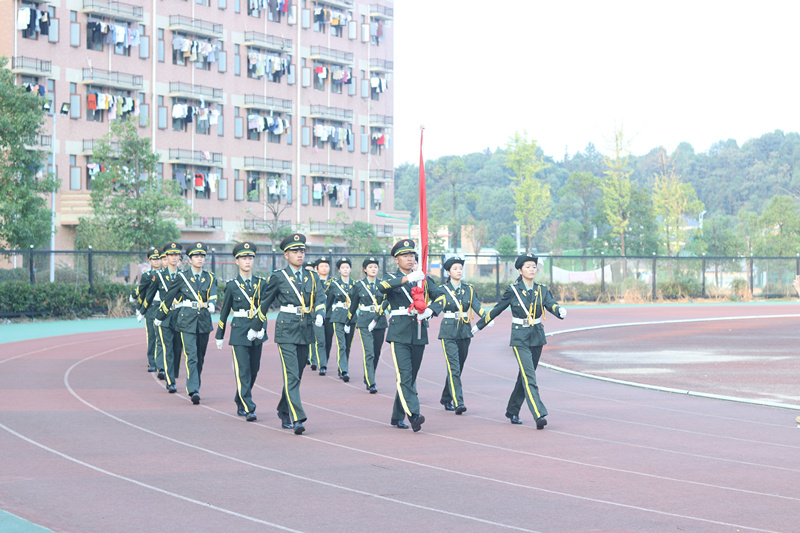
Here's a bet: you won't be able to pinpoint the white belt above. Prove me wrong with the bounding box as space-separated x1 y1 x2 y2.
280 305 306 315
442 311 468 319
177 300 202 309
359 304 377 312
389 307 413 317
153 292 161 302
332 302 347 309
232 310 255 318
511 317 541 326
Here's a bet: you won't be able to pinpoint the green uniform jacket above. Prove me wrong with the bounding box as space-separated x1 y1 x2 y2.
156 269 218 334
134 270 159 318
141 268 181 327
325 277 356 324
477 280 563 347
250 267 327 345
435 281 488 340
347 278 389 329
215 275 268 346
378 271 444 345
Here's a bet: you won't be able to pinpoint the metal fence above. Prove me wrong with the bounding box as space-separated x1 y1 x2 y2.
2 250 799 302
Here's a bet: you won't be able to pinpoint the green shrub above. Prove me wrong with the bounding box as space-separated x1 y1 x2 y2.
0 281 133 317
0 268 27 282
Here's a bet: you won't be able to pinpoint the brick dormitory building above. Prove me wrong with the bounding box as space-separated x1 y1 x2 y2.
2 0 402 254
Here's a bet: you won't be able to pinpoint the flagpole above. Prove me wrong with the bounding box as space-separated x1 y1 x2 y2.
417 126 426 339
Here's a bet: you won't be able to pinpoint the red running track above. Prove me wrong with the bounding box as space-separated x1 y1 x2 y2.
1 303 799 532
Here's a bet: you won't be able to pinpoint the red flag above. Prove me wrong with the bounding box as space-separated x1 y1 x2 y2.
419 127 428 273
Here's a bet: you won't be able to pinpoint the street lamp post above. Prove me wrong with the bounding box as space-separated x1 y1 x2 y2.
375 211 412 238
48 102 71 283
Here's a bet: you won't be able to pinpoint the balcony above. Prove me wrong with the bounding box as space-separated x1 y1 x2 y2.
369 115 393 128
169 82 223 103
243 219 293 233
183 215 222 231
81 0 143 22
369 169 393 182
24 135 52 151
369 4 393 19
82 139 121 155
309 105 353 122
243 157 293 173
309 46 353 66
168 15 223 40
244 94 293 114
243 31 292 53
313 0 353 9
11 56 52 76
59 191 92 226
82 68 143 90
305 221 392 236
369 58 393 73
168 149 223 167
309 163 353 179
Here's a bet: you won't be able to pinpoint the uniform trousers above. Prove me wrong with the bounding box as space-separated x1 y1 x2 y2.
440 338 471 408
357 326 386 387
323 321 334 366
144 317 158 368
308 323 327 369
179 329 209 395
505 345 547 419
232 344 263 413
332 323 355 374
157 324 183 386
277 343 309 423
390 342 425 421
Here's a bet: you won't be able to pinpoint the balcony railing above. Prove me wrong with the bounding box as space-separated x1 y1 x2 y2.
82 0 143 21
82 139 120 154
309 163 353 178
309 46 353 65
369 4 393 19
369 169 393 181
244 94 293 113
309 105 353 122
243 219 292 232
243 31 292 52
11 56 52 75
169 81 223 102
243 157 293 173
313 0 353 9
39 135 52 148
169 149 223 165
168 15 223 39
369 114 393 127
186 215 222 229
369 58 393 72
305 222 391 236
82 68 143 89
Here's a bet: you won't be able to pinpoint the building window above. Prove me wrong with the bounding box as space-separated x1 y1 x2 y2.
69 155 81 190
86 22 104 51
247 171 260 201
172 33 187 66
172 98 188 131
313 64 326 91
234 44 240 76
157 29 165 62
218 177 228 200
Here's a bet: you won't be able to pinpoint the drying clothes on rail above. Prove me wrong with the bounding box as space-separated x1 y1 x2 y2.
371 77 389 93
172 36 220 64
313 125 352 147
23 83 46 97
247 52 290 81
87 92 140 118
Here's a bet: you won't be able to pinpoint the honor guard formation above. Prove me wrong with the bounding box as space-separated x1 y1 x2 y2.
131 236 567 435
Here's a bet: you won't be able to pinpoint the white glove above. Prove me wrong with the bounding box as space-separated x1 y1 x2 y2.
344 325 351 334
208 303 215 313
558 307 567 319
215 339 224 350
315 315 324 328
487 320 495 328
407 270 425 283
256 329 265 339
418 308 433 320
128 295 135 303
471 325 479 335
368 320 376 332
247 329 258 341
153 319 162 327
136 310 143 323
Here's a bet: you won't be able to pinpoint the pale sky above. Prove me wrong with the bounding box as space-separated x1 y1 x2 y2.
393 1 800 165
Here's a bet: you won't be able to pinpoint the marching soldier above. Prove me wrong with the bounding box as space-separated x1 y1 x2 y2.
474 253 567 429
378 239 445 432
312 256 333 375
155 242 217 404
131 247 161 372
435 256 492 415
215 242 266 421
141 243 184 391
248 233 326 435
326 257 356 382
348 256 388 393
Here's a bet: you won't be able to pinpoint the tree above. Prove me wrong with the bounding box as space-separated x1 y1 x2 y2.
504 132 550 252
601 127 633 263
340 221 387 254
754 195 800 256
0 56 59 249
695 214 741 288
81 117 189 251
652 152 705 256
430 157 467 251
560 170 601 262
244 175 295 249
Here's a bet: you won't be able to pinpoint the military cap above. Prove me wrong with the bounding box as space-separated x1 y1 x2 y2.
187 242 208 257
315 256 331 267
303 260 316 270
163 242 182 255
362 256 379 269
233 241 256 258
391 239 416 257
280 233 306 251
147 247 160 260
515 253 538 270
336 257 352 269
443 256 465 272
